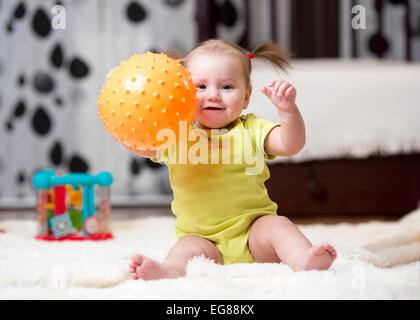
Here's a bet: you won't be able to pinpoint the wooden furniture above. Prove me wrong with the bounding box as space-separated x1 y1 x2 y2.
266 154 420 218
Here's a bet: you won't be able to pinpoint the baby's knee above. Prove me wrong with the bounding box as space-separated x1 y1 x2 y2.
253 215 296 236
273 215 294 226
180 235 222 264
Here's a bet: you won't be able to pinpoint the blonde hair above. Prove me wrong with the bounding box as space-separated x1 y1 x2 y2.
170 39 291 87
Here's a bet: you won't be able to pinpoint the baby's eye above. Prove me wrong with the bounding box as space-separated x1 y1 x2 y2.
196 84 206 89
222 84 233 90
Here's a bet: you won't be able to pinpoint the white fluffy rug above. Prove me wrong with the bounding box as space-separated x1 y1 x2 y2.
1 209 420 300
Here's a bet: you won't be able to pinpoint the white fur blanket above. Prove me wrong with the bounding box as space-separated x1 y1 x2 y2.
249 59 420 163
1 209 420 299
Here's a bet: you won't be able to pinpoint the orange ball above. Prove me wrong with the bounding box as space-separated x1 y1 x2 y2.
97 52 197 151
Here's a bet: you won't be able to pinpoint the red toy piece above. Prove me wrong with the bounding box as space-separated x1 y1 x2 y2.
54 185 66 216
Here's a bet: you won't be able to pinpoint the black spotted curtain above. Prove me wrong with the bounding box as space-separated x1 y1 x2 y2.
0 0 198 207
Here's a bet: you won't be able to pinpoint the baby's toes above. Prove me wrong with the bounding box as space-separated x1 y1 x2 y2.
128 263 138 279
131 254 144 265
128 262 136 272
323 244 337 258
329 247 337 259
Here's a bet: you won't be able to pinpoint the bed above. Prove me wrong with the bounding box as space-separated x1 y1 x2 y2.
247 59 420 218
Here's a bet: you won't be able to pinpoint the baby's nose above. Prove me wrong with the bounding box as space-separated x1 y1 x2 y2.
207 89 221 101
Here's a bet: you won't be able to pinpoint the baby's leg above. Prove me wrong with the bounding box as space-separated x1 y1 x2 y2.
248 215 336 271
129 235 222 280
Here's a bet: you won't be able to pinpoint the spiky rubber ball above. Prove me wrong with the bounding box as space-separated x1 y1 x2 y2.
97 52 197 151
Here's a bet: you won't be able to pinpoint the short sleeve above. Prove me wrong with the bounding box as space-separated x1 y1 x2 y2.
241 113 280 160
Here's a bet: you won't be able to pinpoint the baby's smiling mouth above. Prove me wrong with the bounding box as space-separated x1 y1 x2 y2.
204 106 225 110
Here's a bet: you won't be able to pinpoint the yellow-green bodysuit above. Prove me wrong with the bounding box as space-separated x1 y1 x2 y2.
154 113 279 264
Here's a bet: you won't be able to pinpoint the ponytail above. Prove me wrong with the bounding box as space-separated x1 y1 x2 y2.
250 42 292 72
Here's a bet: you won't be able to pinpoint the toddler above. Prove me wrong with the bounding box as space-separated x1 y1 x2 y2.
126 39 336 280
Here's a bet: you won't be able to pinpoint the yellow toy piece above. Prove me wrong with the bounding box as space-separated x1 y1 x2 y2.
97 52 198 151
67 185 82 207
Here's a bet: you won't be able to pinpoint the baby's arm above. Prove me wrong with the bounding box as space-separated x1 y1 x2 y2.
260 80 306 157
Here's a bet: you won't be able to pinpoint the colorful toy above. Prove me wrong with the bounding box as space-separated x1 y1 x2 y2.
97 52 198 151
32 170 113 241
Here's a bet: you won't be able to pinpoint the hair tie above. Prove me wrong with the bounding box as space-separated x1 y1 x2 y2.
247 52 254 60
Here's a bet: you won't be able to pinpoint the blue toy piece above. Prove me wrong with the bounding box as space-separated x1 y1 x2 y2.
50 213 73 238
33 171 113 237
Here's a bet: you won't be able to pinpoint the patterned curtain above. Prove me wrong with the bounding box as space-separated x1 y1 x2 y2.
0 0 196 207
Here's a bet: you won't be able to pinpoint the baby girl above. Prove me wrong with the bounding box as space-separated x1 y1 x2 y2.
125 39 336 280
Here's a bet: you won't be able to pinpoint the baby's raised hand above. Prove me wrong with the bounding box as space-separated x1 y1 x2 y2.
260 80 297 113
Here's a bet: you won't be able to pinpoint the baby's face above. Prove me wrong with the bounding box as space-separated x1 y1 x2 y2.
188 53 251 129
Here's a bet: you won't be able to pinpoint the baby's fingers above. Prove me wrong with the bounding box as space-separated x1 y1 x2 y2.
285 86 296 99
278 82 291 97
273 81 285 95
267 80 277 88
259 86 273 100
122 142 144 152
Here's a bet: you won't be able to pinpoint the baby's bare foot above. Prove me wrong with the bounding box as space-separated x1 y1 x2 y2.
128 254 180 280
297 244 337 271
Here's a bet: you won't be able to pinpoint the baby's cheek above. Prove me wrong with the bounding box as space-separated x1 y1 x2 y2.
228 95 245 109
195 94 206 106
